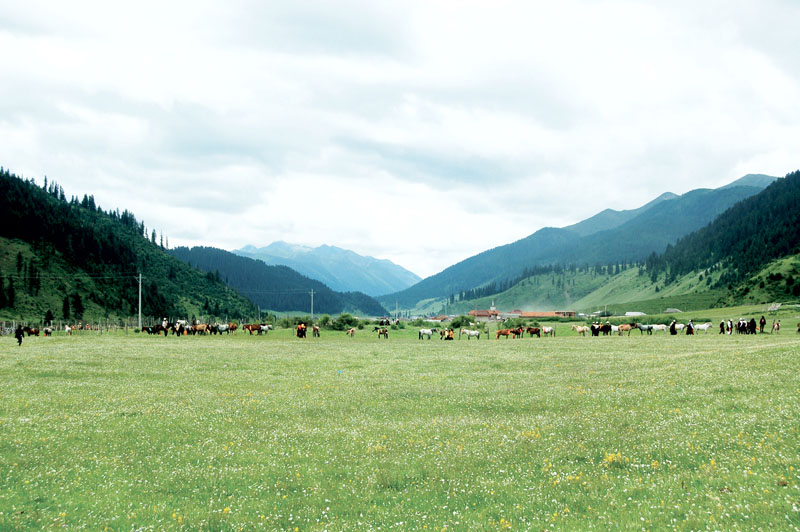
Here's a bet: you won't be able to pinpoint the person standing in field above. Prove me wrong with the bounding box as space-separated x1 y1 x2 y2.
759 315 766 333
15 325 24 346
719 320 725 334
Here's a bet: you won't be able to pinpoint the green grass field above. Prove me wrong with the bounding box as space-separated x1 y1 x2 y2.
2 327 800 530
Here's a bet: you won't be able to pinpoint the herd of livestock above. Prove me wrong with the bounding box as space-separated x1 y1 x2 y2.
9 317 794 339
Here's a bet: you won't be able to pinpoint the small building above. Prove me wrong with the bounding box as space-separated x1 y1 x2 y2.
519 311 577 319
625 311 647 317
469 309 500 322
427 315 449 323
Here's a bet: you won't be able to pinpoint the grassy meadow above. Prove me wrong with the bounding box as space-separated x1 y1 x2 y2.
2 325 800 530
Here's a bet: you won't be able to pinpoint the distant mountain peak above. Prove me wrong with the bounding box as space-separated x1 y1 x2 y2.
718 174 780 190
234 241 421 296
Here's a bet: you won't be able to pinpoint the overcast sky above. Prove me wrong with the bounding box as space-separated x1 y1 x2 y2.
2 1 799 278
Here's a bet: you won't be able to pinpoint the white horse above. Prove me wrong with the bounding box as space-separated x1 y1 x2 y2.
459 328 481 340
694 322 712 333
611 325 619 334
542 326 555 336
419 328 437 340
260 325 271 334
652 324 667 333
674 323 685 331
571 325 589 336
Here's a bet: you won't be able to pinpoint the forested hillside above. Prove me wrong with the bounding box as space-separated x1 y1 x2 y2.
0 168 255 321
648 170 800 293
382 180 768 309
169 246 389 316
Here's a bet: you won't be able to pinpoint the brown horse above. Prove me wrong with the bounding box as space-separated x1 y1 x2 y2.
23 326 40 336
227 322 238 333
618 324 633 336
312 325 320 337
526 326 541 338
345 327 356 338
242 323 262 335
377 328 388 339
496 329 512 339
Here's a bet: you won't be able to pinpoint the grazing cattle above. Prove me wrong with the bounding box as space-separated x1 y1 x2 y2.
345 327 356 338
377 328 388 339
312 325 320 337
526 327 541 338
634 323 654 335
460 328 481 340
571 325 589 336
418 328 437 340
542 326 555 337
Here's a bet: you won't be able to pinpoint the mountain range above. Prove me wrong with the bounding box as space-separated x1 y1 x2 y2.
234 242 420 296
170 246 389 316
380 174 781 310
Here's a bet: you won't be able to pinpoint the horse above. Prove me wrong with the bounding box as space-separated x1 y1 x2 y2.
23 327 40 337
542 326 555 337
345 327 356 338
571 325 589 336
674 323 685 332
419 328 437 340
226 322 238 334
242 323 262 335
634 323 653 335
460 329 481 340
496 329 512 339
43 327 53 336
525 327 541 338
618 324 633 336
312 325 320 337
377 328 388 339
651 324 667 333
694 322 712 333
599 323 612 335
590 323 600 336
772 321 780 334
192 323 210 335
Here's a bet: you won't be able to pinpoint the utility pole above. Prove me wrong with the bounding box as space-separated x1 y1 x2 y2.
137 273 142 330
310 289 314 322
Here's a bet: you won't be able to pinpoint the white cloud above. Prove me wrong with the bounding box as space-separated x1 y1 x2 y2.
1 0 799 278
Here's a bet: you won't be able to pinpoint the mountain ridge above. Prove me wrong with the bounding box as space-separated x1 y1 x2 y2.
235 242 421 297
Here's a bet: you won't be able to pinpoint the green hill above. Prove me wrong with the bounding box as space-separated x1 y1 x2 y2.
0 168 256 323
